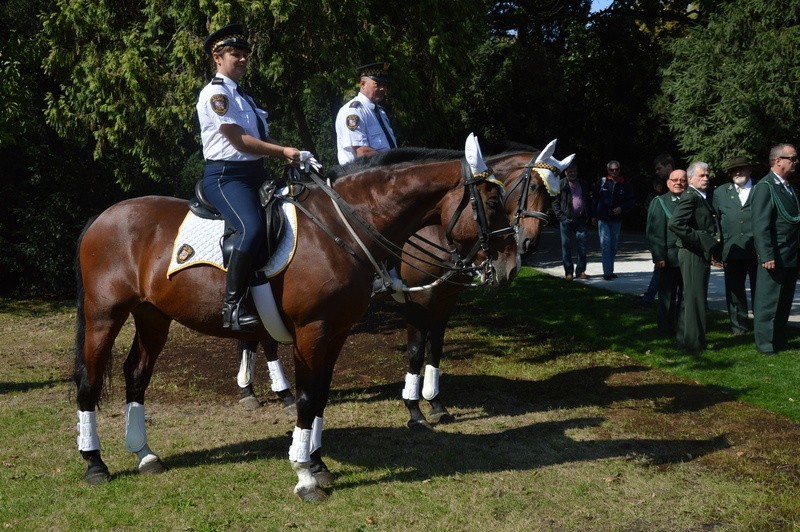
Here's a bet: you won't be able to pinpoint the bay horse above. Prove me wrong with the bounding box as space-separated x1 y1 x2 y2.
73 139 518 501
233 141 573 431
398 141 574 429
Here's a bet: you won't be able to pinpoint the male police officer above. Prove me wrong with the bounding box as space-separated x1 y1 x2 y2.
335 62 397 165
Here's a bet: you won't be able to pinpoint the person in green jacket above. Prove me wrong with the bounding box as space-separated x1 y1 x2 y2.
646 169 687 336
668 162 721 354
751 144 799 356
712 156 757 336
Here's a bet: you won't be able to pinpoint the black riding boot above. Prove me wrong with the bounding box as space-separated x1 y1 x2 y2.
222 249 261 331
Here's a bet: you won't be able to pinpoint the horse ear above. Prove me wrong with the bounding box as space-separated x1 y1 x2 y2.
465 133 488 174
535 139 557 163
560 153 576 169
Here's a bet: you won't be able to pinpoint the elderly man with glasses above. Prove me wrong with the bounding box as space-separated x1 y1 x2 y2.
593 160 634 280
751 144 800 356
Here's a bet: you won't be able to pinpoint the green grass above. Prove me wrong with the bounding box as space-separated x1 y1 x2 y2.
1 284 800 529
463 267 800 421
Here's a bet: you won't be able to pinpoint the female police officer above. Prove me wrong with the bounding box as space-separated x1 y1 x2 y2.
197 23 301 331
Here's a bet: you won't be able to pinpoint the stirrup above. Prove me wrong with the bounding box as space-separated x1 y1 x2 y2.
222 302 260 331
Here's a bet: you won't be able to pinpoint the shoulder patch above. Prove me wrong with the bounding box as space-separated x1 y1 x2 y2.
210 94 229 116
349 100 362 108
211 77 224 85
346 114 360 131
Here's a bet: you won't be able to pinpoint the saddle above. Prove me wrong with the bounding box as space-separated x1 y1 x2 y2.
189 179 286 269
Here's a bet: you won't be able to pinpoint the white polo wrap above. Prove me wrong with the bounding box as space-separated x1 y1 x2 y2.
288 426 311 462
76 410 101 451
422 364 441 400
267 359 291 392
124 402 147 453
237 346 257 388
311 416 323 454
402 373 421 400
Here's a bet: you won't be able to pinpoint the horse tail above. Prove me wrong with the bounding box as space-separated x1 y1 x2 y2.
73 216 106 403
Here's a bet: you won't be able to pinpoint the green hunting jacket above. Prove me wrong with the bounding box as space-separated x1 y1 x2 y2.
668 186 721 262
751 171 800 268
712 181 756 262
646 192 681 266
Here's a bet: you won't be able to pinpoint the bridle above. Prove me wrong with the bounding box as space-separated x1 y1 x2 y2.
442 159 514 281
508 155 551 225
283 158 512 288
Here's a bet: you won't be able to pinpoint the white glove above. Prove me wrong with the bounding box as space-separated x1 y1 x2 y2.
298 151 323 173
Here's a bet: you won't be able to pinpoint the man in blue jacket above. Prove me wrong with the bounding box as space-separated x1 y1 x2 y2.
593 160 635 280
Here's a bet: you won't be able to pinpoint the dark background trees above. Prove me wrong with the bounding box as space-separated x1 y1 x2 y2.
1 0 797 297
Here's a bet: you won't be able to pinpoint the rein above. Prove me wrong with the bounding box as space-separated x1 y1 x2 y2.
291 159 507 290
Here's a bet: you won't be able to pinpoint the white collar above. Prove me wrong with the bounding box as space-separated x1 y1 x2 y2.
356 91 376 110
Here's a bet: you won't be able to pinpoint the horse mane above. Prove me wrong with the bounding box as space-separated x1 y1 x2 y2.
327 147 465 180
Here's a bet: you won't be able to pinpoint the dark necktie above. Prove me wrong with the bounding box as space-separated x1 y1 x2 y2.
236 86 267 141
373 105 397 149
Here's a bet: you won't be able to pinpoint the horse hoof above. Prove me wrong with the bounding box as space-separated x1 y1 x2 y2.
281 403 297 417
138 458 167 475
295 485 328 502
84 465 111 485
239 395 261 410
429 412 454 424
407 419 433 432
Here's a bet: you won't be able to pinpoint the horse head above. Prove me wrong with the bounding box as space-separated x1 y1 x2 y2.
512 139 575 257
441 133 518 287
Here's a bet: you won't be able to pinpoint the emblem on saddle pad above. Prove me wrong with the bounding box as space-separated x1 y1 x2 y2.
176 244 195 264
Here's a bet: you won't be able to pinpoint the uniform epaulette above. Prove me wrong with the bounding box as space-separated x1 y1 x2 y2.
349 100 361 108
211 77 224 85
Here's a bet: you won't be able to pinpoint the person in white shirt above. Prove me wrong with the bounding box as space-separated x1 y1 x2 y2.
197 23 301 331
712 155 757 336
335 62 397 165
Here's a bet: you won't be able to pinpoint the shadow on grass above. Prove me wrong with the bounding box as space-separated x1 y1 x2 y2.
0 379 70 395
330 363 740 418
146 417 729 488
0 299 74 317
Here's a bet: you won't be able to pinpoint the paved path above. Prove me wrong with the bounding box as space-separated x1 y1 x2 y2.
526 226 800 325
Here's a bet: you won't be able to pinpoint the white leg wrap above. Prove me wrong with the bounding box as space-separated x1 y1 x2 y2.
422 364 441 400
310 416 323 454
237 346 257 388
124 402 147 453
288 426 312 463
402 373 421 400
267 359 291 393
76 410 101 452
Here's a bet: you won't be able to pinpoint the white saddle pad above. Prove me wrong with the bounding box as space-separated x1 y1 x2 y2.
167 198 298 279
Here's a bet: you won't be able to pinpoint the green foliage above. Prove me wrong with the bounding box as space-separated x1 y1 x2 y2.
662 0 800 168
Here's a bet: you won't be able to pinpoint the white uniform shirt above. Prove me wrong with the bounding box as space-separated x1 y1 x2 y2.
335 91 396 165
196 73 269 161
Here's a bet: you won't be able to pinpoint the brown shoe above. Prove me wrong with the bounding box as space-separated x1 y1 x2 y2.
565 273 574 281
576 272 590 280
